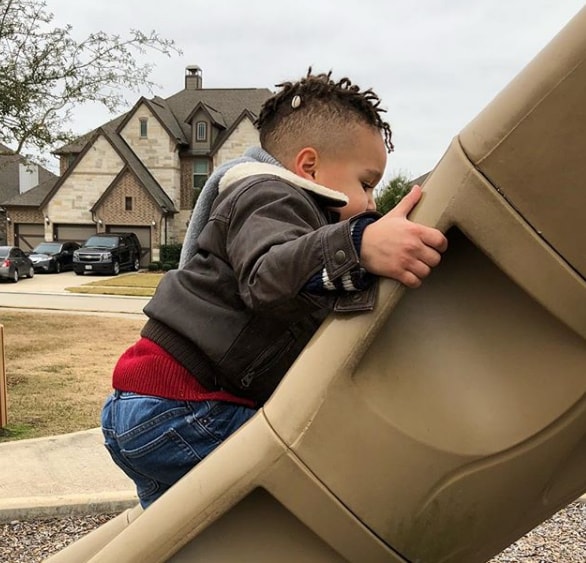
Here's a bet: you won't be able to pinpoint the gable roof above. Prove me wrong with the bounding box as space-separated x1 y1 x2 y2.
209 109 258 157
104 128 176 212
0 143 58 205
30 128 177 213
115 96 188 145
185 101 227 129
167 87 270 149
90 164 163 213
55 86 272 155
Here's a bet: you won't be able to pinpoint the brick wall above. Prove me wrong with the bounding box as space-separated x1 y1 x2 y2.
98 169 159 225
3 207 43 244
97 169 159 255
0 212 6 245
180 158 195 210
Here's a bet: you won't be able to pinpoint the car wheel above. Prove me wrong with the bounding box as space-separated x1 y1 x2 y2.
55 261 62 274
11 269 18 283
27 266 34 278
132 256 140 271
112 260 120 275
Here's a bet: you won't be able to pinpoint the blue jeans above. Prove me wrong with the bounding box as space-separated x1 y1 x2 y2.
101 391 257 508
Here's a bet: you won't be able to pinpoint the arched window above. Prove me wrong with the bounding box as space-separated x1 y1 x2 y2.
196 121 208 142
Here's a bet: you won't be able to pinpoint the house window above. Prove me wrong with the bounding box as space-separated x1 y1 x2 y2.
196 121 208 142
139 118 148 138
125 196 133 211
193 158 209 191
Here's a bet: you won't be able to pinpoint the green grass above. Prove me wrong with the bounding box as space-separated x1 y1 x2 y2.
0 422 36 441
66 272 164 297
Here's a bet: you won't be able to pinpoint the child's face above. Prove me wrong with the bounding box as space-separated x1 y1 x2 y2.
313 124 387 221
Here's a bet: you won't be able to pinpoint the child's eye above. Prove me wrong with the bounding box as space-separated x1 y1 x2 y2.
361 182 374 192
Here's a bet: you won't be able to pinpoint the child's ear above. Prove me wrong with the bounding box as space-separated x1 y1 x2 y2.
294 147 318 180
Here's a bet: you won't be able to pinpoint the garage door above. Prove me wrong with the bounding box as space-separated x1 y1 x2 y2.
107 226 151 266
54 224 97 245
14 223 44 252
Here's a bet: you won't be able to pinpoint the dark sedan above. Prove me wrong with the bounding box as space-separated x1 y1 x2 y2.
0 246 35 282
28 241 80 273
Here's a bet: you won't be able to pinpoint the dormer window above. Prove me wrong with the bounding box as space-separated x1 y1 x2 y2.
139 118 148 138
196 121 208 142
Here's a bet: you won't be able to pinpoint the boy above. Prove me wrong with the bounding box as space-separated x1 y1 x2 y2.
101 70 447 508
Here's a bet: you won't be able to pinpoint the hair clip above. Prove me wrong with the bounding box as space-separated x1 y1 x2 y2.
291 95 302 109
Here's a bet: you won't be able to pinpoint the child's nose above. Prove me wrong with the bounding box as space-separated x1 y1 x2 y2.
366 193 376 211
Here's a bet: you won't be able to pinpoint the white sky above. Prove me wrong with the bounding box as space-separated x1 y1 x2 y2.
45 0 585 182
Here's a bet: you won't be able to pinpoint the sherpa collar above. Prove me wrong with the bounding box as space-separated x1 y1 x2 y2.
218 162 349 208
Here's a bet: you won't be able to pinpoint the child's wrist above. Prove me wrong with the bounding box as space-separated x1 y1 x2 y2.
350 216 378 256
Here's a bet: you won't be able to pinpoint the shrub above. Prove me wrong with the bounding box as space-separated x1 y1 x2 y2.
148 261 162 271
160 244 182 269
162 262 175 272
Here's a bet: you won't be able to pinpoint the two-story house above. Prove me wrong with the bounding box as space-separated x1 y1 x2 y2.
2 66 272 264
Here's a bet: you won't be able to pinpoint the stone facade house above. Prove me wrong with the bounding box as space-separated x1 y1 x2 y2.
2 66 272 264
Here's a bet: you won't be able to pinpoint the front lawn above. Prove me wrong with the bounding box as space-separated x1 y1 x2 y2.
66 272 164 297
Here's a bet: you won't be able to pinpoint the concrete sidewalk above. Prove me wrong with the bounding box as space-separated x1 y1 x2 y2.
0 428 583 525
0 428 138 523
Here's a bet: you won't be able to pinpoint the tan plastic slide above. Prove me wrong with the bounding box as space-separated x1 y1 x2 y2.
47 7 586 563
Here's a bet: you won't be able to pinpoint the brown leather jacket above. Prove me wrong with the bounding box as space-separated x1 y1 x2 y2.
142 163 378 404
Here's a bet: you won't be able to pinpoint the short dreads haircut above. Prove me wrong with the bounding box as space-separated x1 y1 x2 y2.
256 68 394 165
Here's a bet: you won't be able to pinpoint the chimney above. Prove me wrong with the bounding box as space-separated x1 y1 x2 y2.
185 65 203 90
19 162 39 194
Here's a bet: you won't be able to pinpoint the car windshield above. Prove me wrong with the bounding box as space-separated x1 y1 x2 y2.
33 242 61 254
84 236 118 248
0 247 9 258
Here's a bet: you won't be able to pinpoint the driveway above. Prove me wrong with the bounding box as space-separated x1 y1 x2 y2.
0 270 114 294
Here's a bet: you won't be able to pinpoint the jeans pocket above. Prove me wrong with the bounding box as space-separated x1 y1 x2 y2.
117 408 220 489
102 394 256 508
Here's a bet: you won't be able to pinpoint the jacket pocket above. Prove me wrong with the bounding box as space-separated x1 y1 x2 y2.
237 324 313 404
240 329 298 386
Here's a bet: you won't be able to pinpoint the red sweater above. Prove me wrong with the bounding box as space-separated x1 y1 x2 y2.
112 337 255 408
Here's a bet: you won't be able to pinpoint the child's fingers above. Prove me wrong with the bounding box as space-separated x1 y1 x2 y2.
421 227 448 252
390 185 422 217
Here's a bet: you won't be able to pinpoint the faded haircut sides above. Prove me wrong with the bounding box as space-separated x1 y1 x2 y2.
255 68 394 166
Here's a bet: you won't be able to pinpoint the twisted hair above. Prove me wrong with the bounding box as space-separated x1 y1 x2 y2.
256 68 394 165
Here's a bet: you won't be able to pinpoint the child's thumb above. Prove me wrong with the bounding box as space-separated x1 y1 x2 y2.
391 185 422 217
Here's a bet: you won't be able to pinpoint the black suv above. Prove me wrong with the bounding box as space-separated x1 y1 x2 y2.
73 232 141 276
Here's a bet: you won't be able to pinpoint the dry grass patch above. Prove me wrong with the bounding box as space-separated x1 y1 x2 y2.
66 272 163 297
0 311 144 442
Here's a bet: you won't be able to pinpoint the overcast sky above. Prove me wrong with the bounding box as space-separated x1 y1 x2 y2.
45 0 585 181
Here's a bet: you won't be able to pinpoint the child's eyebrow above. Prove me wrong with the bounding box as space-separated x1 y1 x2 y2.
364 169 383 182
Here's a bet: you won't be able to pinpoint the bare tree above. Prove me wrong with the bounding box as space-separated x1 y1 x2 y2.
0 0 180 156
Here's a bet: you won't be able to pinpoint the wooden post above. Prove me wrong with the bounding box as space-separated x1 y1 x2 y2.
0 324 7 428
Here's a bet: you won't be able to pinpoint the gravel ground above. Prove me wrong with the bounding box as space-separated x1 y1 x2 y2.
0 501 583 562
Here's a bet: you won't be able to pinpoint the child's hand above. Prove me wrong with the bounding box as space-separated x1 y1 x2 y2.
360 185 448 288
